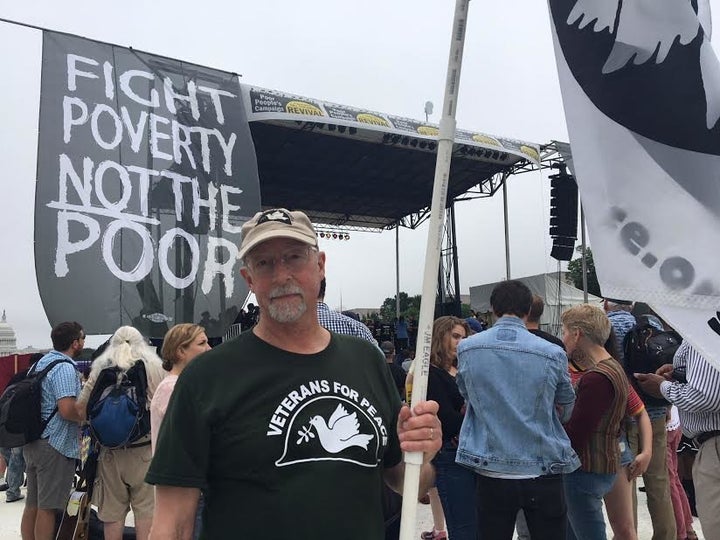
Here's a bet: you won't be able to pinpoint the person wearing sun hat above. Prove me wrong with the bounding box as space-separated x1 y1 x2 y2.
147 208 443 540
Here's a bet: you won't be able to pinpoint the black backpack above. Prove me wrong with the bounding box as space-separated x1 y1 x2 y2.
0 358 73 448
622 316 681 407
86 361 150 448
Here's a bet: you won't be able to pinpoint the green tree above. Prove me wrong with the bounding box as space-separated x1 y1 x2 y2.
566 248 601 297
379 292 422 322
379 293 473 321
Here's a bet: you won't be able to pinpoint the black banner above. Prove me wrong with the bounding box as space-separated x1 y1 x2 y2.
35 32 261 337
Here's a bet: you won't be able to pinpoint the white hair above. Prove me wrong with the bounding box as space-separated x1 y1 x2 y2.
87 326 166 398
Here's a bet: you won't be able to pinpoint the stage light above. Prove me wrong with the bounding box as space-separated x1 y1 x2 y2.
332 233 338 239
344 234 350 240
349 127 357 135
338 125 347 133
383 134 391 143
401 137 409 145
492 151 500 160
419 141 428 149
500 152 508 160
328 124 336 131
410 139 418 147
391 135 401 144
460 146 468 155
428 142 437 151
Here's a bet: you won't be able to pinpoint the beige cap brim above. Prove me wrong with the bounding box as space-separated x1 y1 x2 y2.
237 230 317 260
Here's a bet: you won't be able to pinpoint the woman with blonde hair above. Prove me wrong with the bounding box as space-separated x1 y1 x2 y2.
561 304 629 540
421 315 476 540
151 323 211 452
151 323 210 540
599 328 653 540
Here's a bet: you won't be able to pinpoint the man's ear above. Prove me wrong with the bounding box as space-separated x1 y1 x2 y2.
240 267 254 292
317 251 326 277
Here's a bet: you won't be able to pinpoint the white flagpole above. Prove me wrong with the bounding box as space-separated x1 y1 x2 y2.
398 1 470 539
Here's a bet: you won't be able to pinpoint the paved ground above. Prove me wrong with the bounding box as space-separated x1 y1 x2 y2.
410 479 706 539
0 479 706 539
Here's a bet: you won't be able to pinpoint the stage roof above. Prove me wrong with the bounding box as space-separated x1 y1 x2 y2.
243 85 541 230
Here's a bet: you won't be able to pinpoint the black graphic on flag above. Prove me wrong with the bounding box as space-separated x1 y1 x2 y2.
35 32 261 336
707 312 720 335
549 0 720 218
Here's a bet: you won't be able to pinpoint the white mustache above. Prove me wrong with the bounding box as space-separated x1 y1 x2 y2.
269 284 303 299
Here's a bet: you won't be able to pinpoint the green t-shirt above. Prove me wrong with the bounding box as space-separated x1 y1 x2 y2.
147 331 403 539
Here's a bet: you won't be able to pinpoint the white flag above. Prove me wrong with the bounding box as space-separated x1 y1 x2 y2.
548 0 720 370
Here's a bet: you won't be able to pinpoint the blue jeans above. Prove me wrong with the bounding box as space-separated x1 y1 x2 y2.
0 446 26 500
619 431 634 467
435 445 478 540
564 469 616 540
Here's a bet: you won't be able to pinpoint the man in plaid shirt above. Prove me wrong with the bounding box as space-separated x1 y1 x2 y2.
316 278 377 345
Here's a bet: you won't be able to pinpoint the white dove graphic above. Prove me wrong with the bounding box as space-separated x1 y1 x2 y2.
308 403 374 454
264 209 289 221
567 0 720 129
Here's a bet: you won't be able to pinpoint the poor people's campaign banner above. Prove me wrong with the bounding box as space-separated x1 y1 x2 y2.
548 0 720 368
35 31 261 337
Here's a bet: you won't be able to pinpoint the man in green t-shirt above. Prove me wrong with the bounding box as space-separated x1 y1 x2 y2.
146 208 441 540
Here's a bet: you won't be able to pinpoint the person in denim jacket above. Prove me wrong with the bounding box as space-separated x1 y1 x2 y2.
456 280 579 540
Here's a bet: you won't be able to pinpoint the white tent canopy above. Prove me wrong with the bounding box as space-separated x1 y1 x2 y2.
469 272 603 336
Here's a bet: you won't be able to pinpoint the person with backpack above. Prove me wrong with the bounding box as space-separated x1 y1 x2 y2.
604 299 676 540
0 352 39 504
76 326 165 540
19 322 85 540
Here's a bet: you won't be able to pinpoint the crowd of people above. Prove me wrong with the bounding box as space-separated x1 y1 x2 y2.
1 207 718 540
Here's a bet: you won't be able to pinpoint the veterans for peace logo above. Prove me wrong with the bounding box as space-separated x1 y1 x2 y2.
266 380 389 468
549 0 720 156
257 209 292 225
304 404 374 452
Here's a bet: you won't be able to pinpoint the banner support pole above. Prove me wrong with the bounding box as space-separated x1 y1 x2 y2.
398 2 470 539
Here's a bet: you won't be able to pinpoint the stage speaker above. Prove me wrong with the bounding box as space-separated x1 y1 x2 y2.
435 300 461 318
549 167 578 261
551 237 576 261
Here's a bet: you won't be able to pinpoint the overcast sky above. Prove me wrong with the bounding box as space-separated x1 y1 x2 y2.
1 1 717 348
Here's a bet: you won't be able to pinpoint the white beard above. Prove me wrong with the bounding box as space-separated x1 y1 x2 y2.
266 284 307 323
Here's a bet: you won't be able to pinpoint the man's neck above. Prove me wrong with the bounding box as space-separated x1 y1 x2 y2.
253 318 331 354
525 322 540 330
57 348 76 359
497 314 524 323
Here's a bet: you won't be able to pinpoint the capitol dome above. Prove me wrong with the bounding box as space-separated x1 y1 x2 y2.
0 310 17 354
